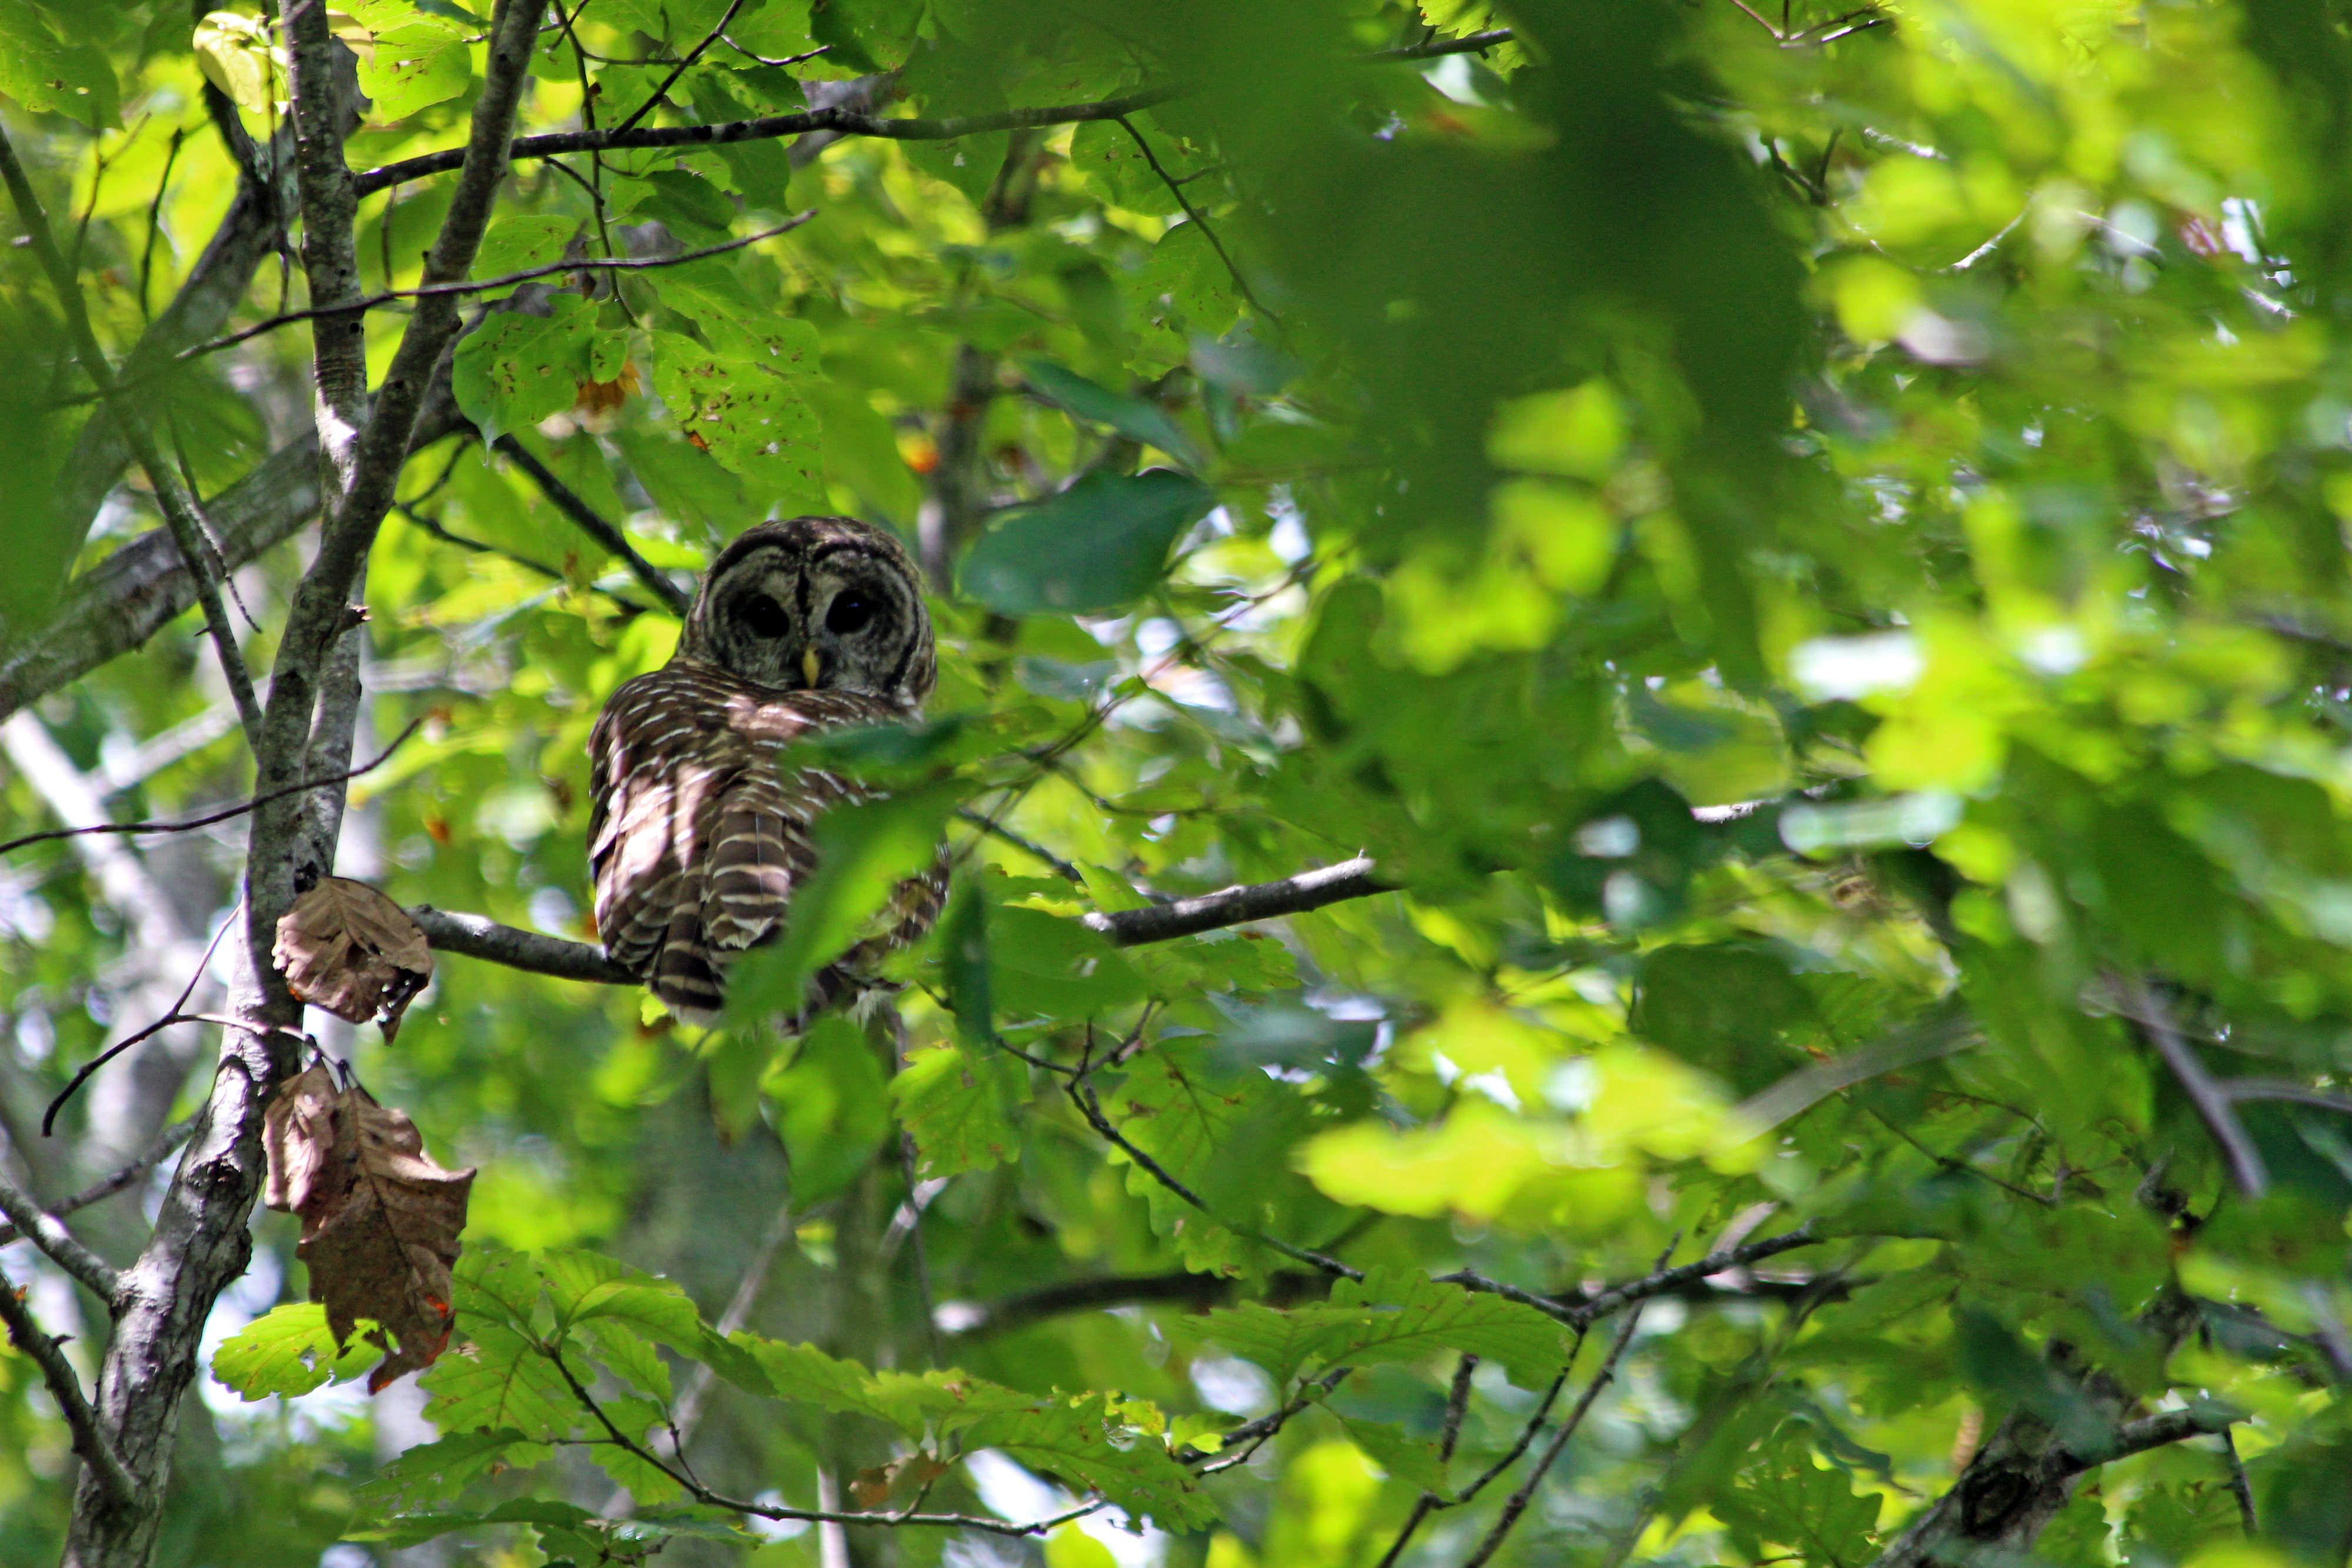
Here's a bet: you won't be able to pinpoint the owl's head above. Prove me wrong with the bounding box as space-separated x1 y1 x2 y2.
679 516 936 711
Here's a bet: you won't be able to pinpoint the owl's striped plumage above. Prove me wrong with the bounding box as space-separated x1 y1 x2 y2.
587 516 942 1021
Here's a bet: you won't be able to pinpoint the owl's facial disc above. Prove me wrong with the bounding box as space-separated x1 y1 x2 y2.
709 557 811 690
803 549 920 700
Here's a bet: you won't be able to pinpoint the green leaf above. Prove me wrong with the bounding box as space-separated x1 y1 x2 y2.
422 1318 577 1440
988 905 1147 1019
454 297 595 446
1336 1413 1453 1499
958 470 1217 615
941 879 993 1048
1204 1268 1574 1389
735 1335 1038 1437
963 1393 1216 1530
1713 1429 1883 1568
721 784 957 1023
0 1 115 126
1023 362 1205 471
355 1429 550 1513
211 1303 377 1400
649 328 827 515
894 1040 1030 1176
472 215 580 289
353 2 472 121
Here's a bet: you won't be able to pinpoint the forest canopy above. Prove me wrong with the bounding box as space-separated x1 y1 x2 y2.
2 1 2351 1566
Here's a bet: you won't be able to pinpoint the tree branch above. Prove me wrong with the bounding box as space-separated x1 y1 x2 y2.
0 126 267 751
2126 977 2268 1198
1077 856 1388 943
492 436 693 614
181 212 816 362
1461 1303 1644 1567
0 1263 138 1512
0 1169 121 1300
407 855 1394 983
352 89 1185 197
0 1121 194 1250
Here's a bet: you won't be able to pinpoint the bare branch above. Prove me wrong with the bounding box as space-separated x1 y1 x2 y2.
1565 1223 1825 1325
492 436 693 615
0 1169 121 1300
181 212 816 362
2126 977 2268 1198
1078 855 1388 944
0 719 423 859
0 1263 138 1512
1365 28 1516 60
0 1122 194 1249
609 0 749 135
353 89 1185 197
1461 1303 1645 1567
407 855 1393 984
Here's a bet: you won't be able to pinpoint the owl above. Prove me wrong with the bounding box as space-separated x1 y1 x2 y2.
587 515 943 1024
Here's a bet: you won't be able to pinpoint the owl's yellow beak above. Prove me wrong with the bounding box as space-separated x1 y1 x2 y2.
801 646 823 687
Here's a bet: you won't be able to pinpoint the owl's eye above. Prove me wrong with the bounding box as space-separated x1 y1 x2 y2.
826 590 877 635
740 595 791 638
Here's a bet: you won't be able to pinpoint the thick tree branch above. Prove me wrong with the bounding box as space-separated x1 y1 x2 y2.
407 856 1394 983
0 1265 138 1513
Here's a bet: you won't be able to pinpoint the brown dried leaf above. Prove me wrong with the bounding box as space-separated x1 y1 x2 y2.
263 1064 476 1391
273 877 435 1040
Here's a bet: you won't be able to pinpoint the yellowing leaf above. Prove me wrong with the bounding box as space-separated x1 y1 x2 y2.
193 11 280 112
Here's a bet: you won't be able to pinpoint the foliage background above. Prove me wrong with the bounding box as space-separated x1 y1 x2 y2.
2 0 2351 1564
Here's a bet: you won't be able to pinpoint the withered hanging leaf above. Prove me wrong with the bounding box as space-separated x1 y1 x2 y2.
274 876 435 1039
263 1064 476 1392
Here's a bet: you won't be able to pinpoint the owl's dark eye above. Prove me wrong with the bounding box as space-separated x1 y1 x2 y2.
740 595 791 639
826 590 877 636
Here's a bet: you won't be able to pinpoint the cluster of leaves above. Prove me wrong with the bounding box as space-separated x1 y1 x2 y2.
3 0 2352 1564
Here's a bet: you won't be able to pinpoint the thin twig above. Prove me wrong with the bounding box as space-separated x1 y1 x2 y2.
954 808 1084 884
1365 28 1515 60
353 89 1187 196
721 37 829 68
610 0 749 135
0 1120 195 1248
1375 1353 1481 1567
136 126 188 322
0 717 423 858
1063 1065 1364 1281
0 1263 138 1510
394 503 655 615
42 905 242 1135
1114 116 1272 324
2221 1427 2257 1535
2127 976 2268 1198
179 211 816 359
0 125 268 752
491 435 691 614
1460 1285 1648 1566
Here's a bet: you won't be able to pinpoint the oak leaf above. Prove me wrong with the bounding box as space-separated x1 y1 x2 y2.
274 876 435 1040
264 1064 476 1392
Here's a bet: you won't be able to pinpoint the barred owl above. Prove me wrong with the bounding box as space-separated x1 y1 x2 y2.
588 516 943 1023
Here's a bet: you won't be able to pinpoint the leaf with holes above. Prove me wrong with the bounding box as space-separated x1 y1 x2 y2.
454 297 597 447
893 1041 1031 1176
211 1302 380 1400
650 329 826 515
273 876 435 1039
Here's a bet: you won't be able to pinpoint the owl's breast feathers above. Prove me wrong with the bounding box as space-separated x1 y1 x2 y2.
586 659 946 1021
